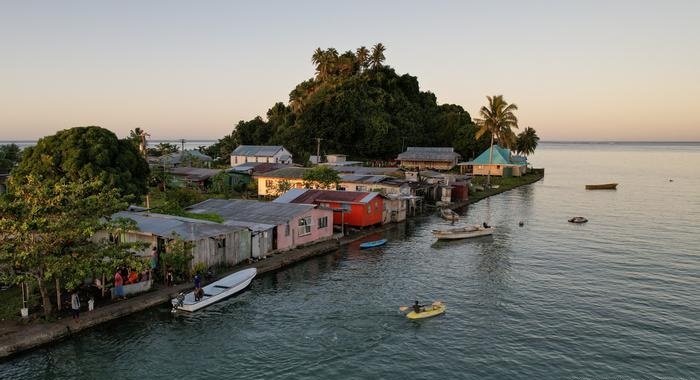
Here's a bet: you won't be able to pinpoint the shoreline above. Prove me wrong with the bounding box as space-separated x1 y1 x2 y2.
0 173 542 361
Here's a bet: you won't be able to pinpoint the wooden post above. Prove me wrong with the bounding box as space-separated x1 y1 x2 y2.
55 278 62 311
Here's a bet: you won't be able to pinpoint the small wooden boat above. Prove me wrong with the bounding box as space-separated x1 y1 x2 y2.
171 268 257 312
439 208 459 221
568 216 588 224
432 225 494 240
359 239 387 249
405 302 446 320
585 183 618 190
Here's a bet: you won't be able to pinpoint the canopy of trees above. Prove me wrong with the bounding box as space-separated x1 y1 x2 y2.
0 143 21 172
12 126 150 198
205 44 491 163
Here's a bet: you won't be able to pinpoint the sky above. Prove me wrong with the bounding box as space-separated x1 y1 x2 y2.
1 0 699 141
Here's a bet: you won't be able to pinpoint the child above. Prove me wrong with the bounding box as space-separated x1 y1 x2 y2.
88 297 95 312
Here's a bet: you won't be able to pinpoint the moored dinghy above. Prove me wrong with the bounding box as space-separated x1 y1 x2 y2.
172 267 257 312
432 224 494 240
585 183 618 190
359 239 388 249
439 208 459 221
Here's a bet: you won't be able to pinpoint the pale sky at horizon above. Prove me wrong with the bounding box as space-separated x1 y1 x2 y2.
1 0 698 141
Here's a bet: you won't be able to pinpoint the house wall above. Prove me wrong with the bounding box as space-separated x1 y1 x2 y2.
399 160 456 171
274 207 334 251
472 164 524 177
338 182 403 195
323 198 383 227
382 198 407 224
257 176 305 197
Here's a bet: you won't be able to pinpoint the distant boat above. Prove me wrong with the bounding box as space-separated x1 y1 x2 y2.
171 268 257 312
360 239 387 249
568 216 588 224
432 225 494 240
439 208 459 221
585 183 618 190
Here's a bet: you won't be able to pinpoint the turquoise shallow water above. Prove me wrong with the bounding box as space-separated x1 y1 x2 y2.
2 142 699 379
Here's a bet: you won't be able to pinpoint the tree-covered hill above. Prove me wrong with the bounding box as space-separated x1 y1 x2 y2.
206 44 491 164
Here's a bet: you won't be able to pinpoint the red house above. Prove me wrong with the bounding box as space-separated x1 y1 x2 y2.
274 189 384 228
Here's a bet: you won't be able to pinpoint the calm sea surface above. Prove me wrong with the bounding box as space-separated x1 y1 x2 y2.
1 142 699 379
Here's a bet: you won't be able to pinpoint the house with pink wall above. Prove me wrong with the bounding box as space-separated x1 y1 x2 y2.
186 199 333 258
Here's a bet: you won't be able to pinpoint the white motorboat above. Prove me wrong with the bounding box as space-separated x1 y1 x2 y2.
432 225 494 240
172 268 257 312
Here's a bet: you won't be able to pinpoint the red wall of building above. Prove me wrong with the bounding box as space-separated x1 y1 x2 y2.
324 197 383 227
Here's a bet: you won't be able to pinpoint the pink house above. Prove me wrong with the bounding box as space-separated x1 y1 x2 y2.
186 199 333 257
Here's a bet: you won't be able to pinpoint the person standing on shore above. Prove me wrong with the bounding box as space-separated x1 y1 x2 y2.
88 296 95 312
71 290 81 322
114 269 125 300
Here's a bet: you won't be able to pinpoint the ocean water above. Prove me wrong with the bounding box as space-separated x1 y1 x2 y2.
1 142 699 379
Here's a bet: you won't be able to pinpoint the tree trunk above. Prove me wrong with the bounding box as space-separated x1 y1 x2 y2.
55 278 62 311
487 134 494 186
36 276 53 316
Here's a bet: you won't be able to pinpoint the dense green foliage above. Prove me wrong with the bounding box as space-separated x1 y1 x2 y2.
0 143 22 172
205 44 491 163
302 166 340 189
13 126 150 198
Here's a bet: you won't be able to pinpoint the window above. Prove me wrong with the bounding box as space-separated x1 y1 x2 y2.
319 202 330 208
356 185 367 191
265 179 274 188
341 203 350 211
318 216 328 229
285 223 290 236
298 216 312 236
367 205 371 214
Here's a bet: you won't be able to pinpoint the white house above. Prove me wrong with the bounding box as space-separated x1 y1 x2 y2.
230 145 293 166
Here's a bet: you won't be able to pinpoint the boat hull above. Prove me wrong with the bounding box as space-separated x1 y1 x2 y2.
585 183 618 190
439 209 459 221
360 239 387 249
432 225 494 240
407 304 446 319
173 268 257 312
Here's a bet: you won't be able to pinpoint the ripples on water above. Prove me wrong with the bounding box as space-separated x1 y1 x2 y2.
2 143 699 379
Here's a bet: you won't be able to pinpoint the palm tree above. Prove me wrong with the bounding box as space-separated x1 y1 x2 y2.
312 48 327 80
356 46 370 72
515 127 539 156
370 43 386 70
474 95 519 185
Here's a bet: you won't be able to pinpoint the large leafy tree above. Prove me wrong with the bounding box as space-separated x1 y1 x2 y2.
303 166 340 189
0 143 22 172
515 127 540 156
13 126 150 198
475 95 519 185
0 177 146 316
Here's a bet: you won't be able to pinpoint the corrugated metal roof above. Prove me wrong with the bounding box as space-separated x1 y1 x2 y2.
231 145 285 157
186 199 315 225
168 167 223 181
112 211 243 241
274 189 382 205
339 174 389 184
397 147 461 161
258 167 310 179
467 145 525 166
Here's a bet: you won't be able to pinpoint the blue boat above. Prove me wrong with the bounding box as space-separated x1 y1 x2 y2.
360 239 387 249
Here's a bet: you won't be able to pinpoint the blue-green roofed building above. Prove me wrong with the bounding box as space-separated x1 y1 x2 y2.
458 145 528 177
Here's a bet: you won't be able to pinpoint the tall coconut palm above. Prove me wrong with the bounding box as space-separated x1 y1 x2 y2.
312 48 328 80
356 46 370 72
474 95 519 185
370 43 386 70
515 127 539 156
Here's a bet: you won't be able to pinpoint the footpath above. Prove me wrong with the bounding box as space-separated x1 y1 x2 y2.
0 224 395 360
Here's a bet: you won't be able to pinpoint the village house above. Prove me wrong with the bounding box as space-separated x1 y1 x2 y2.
397 147 461 171
167 167 223 189
459 145 528 177
186 199 334 258
230 145 293 166
255 167 310 197
274 189 386 229
153 150 213 168
338 174 410 196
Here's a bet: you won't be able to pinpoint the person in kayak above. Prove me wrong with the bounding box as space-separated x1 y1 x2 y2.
413 301 424 313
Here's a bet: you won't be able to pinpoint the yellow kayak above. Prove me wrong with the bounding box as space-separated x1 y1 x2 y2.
406 303 446 319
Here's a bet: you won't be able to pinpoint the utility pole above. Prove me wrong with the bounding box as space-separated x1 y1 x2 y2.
139 130 151 209
315 137 323 164
180 138 186 152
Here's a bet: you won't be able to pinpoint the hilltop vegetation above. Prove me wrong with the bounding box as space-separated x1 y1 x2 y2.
206 44 491 164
